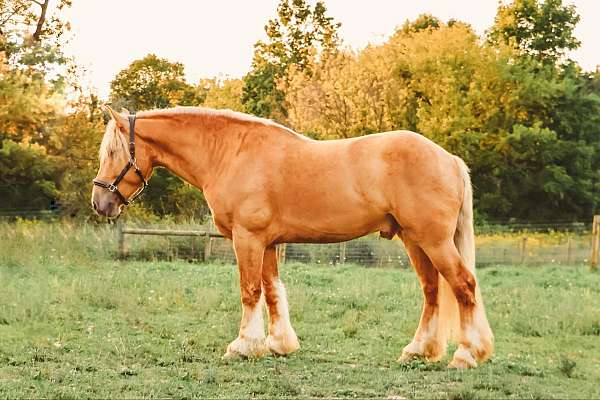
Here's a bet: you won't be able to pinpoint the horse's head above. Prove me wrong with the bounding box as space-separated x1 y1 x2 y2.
91 106 152 218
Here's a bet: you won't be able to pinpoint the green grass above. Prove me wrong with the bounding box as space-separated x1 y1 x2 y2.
1 223 599 398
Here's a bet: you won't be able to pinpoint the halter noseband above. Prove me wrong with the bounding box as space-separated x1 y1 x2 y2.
93 114 148 206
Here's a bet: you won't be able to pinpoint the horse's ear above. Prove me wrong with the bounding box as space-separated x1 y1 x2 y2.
102 104 128 132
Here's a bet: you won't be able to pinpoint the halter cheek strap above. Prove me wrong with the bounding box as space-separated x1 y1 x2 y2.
93 114 148 206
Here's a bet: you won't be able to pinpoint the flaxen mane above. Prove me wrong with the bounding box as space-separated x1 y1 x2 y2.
140 107 298 136
99 119 128 163
99 107 299 163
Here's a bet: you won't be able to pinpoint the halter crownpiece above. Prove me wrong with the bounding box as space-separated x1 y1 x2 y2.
93 114 148 206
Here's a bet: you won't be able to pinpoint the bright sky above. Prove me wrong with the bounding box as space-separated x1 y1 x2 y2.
63 0 600 100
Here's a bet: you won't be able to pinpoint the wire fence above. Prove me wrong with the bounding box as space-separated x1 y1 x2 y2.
1 209 596 267
115 220 596 267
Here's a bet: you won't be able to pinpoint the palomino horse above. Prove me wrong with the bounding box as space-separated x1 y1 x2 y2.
92 106 494 368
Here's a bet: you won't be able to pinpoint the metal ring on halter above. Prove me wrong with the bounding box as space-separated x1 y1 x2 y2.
92 113 148 206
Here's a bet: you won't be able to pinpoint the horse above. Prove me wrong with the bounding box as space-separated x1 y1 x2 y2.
92 105 494 368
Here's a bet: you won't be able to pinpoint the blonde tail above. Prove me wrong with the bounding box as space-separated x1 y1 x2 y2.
437 157 492 348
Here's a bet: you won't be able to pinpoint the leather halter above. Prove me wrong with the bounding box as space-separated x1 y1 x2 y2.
93 114 148 206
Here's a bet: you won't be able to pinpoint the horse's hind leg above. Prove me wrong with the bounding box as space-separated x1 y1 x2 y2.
399 236 446 362
261 245 300 355
421 240 494 368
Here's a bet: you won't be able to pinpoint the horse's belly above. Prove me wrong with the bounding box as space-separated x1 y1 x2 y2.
279 207 396 243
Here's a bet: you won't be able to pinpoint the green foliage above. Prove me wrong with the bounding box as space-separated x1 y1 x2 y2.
242 0 340 120
109 54 204 111
242 63 284 119
140 169 209 220
0 0 95 217
400 13 441 34
201 77 244 111
0 66 59 143
464 124 598 220
488 0 580 64
0 0 598 223
0 139 62 209
287 12 600 221
107 54 209 219
50 108 104 217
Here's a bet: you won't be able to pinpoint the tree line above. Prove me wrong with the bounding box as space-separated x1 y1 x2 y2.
1 0 598 223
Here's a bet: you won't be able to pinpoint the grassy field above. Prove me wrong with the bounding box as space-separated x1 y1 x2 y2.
1 223 599 398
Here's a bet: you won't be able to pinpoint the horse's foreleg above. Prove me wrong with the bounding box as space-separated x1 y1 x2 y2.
399 238 446 363
262 245 300 355
223 230 268 359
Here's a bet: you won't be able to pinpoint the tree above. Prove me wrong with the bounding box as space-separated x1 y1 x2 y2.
400 13 441 34
0 138 62 210
286 14 599 222
242 0 340 120
286 48 408 139
108 54 210 219
109 54 204 111
201 77 244 111
51 103 104 217
287 22 491 140
0 0 71 42
0 0 73 212
487 0 580 64
0 65 59 144
1 0 72 75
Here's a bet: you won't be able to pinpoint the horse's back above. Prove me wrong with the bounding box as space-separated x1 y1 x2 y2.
264 130 463 242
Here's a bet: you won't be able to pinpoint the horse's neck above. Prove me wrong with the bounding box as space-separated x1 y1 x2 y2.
142 115 280 190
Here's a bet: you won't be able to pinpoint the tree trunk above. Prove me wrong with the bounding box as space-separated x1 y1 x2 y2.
31 0 50 43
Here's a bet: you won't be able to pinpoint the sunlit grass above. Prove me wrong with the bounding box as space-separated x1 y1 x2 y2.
0 221 599 398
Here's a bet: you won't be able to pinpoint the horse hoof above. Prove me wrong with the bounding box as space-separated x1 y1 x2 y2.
223 337 268 359
398 351 421 363
266 333 300 356
448 347 477 369
398 339 444 363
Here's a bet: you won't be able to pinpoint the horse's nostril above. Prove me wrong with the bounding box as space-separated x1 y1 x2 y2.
92 201 98 211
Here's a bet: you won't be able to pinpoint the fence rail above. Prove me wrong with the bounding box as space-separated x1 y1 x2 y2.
119 226 284 265
115 216 600 270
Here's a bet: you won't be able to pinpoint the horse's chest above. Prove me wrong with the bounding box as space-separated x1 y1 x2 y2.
203 191 234 239
205 185 274 236
212 213 233 239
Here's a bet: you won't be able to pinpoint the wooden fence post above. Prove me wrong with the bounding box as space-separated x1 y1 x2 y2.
117 223 125 259
339 242 347 265
566 235 572 265
591 215 600 271
520 237 528 265
204 236 213 262
277 243 286 265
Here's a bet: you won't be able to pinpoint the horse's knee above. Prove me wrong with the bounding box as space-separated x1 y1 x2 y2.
241 283 262 307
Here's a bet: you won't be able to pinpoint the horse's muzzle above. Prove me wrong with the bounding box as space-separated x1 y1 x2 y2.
91 187 122 218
